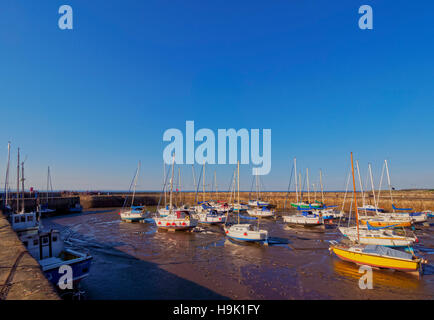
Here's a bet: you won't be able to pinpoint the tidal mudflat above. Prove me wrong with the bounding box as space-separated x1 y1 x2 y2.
42 208 434 300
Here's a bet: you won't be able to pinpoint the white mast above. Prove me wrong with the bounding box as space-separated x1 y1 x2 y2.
237 161 240 224
368 163 378 212
294 158 298 203
16 148 20 212
306 168 310 203
131 161 140 207
355 160 365 208
4 142 10 207
319 169 325 204
202 162 206 202
21 160 25 213
169 154 175 214
163 162 167 206
385 159 394 212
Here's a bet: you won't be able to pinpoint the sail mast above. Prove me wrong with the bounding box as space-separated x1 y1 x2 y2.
4 142 11 207
356 160 365 208
294 158 298 203
169 154 175 214
350 152 360 242
16 148 20 212
21 160 25 212
385 159 394 212
319 169 325 204
237 161 240 224
306 168 310 203
202 162 206 202
163 162 167 206
131 161 140 207
368 163 378 212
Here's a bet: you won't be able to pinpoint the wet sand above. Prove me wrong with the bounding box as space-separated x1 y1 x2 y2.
41 208 434 300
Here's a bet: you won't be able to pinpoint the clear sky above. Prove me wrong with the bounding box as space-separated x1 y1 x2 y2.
1 1 434 192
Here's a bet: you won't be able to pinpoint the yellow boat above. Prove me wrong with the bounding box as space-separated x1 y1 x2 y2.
330 153 426 277
359 218 412 228
329 242 423 276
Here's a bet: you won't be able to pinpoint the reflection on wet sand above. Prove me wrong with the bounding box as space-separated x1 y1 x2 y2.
41 208 434 300
332 259 421 290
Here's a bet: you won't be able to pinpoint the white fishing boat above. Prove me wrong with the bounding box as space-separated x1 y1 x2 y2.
20 230 92 286
10 211 40 236
247 206 275 218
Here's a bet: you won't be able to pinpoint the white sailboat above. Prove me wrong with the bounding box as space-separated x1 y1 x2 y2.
120 161 147 222
247 168 275 218
154 154 198 231
224 162 269 243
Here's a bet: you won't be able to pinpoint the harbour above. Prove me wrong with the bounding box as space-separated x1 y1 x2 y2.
30 206 433 300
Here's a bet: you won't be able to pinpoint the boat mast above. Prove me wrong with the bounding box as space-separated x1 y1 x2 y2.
169 154 175 214
214 170 218 201
16 148 20 212
131 161 140 207
21 160 25 213
350 152 360 242
4 142 10 207
46 166 50 205
163 162 167 206
294 158 298 203
237 161 240 224
385 159 395 213
202 162 205 202
356 160 366 208
368 163 378 212
306 168 310 203
319 169 325 204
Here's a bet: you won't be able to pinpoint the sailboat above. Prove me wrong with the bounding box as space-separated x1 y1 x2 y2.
120 161 147 222
329 153 426 276
283 159 324 228
358 160 415 227
224 162 269 243
38 166 56 215
290 159 322 209
154 154 198 231
247 168 275 218
247 168 271 208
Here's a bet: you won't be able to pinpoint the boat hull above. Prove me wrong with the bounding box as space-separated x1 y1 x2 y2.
359 219 412 228
42 252 92 287
331 246 420 273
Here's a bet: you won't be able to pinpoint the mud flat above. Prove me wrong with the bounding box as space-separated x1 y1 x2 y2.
41 208 434 300
0 211 59 300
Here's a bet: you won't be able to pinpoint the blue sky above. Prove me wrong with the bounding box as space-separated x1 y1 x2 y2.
1 1 434 191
